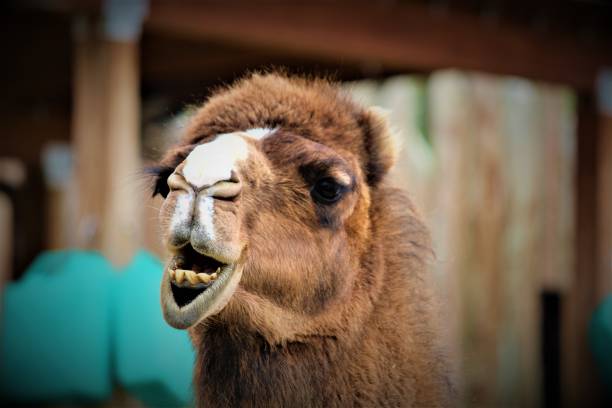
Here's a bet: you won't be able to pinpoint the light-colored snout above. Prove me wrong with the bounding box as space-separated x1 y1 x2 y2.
160 129 278 329
164 171 243 263
163 132 259 263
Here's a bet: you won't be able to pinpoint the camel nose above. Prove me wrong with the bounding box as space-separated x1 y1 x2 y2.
167 172 242 200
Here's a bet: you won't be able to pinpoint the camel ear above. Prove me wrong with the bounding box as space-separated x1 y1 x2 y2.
361 106 397 186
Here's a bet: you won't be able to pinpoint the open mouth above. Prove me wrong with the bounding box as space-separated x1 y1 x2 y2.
161 244 243 329
169 245 226 307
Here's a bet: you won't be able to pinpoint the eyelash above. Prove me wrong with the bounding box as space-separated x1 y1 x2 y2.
147 165 174 198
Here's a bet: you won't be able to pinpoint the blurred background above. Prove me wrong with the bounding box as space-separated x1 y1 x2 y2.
1 0 611 407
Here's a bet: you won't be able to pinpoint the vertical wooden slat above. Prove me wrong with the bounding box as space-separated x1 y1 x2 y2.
537 84 577 407
470 74 507 407
498 78 542 407
71 16 143 266
539 86 576 292
429 71 474 405
562 93 606 406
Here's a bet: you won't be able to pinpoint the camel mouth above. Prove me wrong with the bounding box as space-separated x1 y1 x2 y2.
169 245 226 307
161 244 243 329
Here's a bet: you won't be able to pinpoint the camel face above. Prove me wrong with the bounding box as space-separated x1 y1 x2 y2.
159 129 269 329
153 73 396 336
159 124 366 330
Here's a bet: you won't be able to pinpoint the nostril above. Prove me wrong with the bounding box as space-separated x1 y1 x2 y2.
167 173 191 193
206 180 242 200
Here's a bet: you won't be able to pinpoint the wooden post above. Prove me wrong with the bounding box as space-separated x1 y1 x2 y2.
98 39 142 265
0 158 25 311
71 1 147 265
0 192 12 304
72 17 108 250
596 70 612 302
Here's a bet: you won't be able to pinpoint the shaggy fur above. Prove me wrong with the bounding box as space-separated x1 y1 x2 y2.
153 73 453 407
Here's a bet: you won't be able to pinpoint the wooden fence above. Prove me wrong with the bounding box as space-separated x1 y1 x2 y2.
347 71 576 407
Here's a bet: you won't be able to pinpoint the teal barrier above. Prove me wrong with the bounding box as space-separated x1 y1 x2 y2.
589 294 612 394
115 251 194 407
0 250 195 407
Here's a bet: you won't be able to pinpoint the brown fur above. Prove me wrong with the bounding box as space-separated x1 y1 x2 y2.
154 73 453 407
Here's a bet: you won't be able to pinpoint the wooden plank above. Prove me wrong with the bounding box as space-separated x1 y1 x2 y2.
562 93 607 406
428 71 475 405
497 77 542 407
539 86 576 292
146 1 611 90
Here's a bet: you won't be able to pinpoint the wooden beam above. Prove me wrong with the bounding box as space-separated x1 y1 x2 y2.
146 1 611 90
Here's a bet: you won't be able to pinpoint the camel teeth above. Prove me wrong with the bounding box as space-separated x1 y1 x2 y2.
175 269 185 284
186 270 198 285
197 273 211 284
171 266 225 285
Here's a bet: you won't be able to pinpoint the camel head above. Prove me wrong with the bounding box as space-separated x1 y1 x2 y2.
152 74 395 340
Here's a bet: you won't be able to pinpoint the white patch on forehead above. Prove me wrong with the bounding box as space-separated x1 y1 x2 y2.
240 127 277 140
183 133 250 189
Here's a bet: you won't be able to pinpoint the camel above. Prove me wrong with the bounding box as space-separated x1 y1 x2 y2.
151 73 453 407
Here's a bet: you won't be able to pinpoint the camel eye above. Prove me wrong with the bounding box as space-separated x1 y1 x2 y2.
312 177 344 204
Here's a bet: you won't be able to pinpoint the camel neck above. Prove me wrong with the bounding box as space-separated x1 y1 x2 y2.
193 321 353 407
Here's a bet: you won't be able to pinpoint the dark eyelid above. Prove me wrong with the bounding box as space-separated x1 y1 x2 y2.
299 159 354 186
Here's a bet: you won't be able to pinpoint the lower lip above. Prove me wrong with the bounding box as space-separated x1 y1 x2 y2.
160 263 242 329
